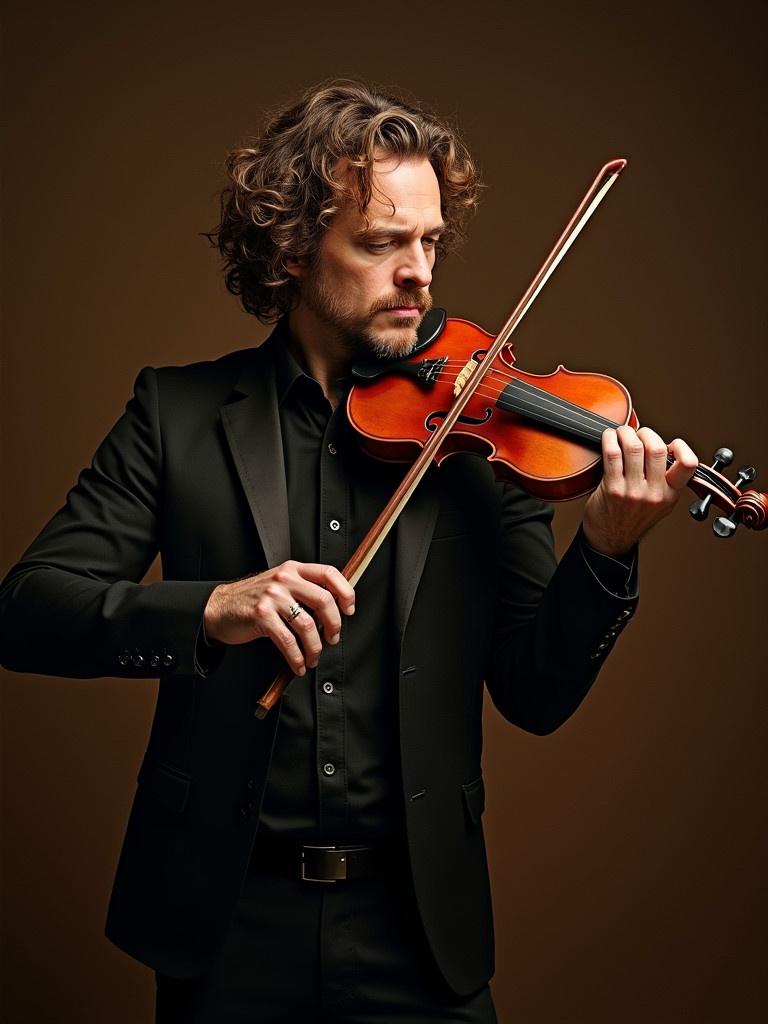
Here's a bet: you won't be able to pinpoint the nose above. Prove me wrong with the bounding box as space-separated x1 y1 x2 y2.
394 243 433 290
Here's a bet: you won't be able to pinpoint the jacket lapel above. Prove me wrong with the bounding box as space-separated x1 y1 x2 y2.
220 335 291 569
393 469 440 644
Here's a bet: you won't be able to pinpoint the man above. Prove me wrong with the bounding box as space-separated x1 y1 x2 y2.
0 80 697 1022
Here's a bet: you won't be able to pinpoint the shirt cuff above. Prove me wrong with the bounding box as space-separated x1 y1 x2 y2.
193 617 225 676
577 526 638 600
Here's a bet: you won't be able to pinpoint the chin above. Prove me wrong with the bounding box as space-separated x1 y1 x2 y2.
366 328 419 360
361 318 421 359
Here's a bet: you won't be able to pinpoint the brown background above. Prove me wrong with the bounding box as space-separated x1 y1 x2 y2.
2 1 766 1021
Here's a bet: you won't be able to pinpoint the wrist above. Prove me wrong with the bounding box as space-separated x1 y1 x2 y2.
580 521 636 560
203 583 227 643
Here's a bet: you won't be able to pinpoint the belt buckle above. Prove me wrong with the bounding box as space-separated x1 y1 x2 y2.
300 844 348 883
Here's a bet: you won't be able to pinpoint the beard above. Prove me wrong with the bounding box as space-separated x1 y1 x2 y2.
301 266 433 360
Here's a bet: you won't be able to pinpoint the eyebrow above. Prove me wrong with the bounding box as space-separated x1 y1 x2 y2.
357 222 446 240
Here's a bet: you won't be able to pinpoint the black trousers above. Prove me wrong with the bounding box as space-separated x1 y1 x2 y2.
155 850 497 1023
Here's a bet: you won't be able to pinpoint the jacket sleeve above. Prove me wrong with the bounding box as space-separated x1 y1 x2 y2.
0 367 222 679
485 482 638 735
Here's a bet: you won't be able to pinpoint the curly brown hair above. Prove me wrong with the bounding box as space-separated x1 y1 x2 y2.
207 79 481 323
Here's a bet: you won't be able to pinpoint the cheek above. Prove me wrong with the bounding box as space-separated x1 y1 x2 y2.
345 266 383 308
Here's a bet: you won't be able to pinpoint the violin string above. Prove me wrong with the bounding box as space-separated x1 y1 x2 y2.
435 360 623 431
433 367 617 437
433 359 619 428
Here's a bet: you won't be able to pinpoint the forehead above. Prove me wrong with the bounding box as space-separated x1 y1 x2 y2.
336 155 442 232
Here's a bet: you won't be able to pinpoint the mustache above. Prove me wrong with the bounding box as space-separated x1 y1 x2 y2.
371 292 433 314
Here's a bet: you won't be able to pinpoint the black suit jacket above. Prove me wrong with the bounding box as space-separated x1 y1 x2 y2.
0 324 638 996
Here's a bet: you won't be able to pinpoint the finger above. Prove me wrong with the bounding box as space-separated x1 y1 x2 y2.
295 563 356 614
257 581 324 667
616 425 646 487
600 428 624 487
665 438 699 491
259 608 308 677
285 578 343 642
282 601 324 666
636 426 670 489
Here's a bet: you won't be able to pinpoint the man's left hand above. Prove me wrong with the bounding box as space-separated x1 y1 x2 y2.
581 425 699 557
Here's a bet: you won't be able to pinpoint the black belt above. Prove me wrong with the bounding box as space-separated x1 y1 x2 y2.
249 837 398 883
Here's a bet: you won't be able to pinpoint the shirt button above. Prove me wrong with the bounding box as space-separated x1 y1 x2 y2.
327 443 337 455
322 763 336 776
322 680 334 694
329 519 341 532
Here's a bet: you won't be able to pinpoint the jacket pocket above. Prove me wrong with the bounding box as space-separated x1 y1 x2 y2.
136 757 192 814
461 774 486 827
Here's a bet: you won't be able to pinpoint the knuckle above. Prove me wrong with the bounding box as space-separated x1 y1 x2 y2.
265 583 281 599
254 599 270 618
273 569 290 584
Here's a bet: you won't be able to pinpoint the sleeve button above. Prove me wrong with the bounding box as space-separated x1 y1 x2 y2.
162 653 174 668
132 653 145 667
118 651 130 667
149 654 160 668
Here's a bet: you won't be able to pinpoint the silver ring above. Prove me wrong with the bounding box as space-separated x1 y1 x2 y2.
286 603 303 622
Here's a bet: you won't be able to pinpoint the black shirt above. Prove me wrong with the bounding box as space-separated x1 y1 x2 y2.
257 338 410 842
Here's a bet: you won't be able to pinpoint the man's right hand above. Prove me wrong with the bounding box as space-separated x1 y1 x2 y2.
202 562 356 676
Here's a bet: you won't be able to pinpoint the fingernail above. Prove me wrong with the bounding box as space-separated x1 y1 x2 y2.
348 604 355 615
330 633 340 645
298 666 306 676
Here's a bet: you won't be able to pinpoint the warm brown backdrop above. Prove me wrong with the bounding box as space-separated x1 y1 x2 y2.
2 1 766 1021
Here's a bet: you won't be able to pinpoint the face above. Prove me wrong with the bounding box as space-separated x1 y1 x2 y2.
292 154 443 359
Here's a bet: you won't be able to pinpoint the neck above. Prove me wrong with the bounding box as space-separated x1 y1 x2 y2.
286 306 354 409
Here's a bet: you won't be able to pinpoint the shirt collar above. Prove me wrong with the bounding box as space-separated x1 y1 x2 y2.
273 316 352 407
274 327 309 406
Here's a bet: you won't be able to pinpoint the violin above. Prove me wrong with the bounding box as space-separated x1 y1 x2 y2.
347 307 768 535
255 159 766 717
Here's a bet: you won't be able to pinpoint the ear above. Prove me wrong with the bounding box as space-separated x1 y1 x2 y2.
284 254 308 280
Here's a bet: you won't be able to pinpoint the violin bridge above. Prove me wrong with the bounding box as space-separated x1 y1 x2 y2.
453 359 478 396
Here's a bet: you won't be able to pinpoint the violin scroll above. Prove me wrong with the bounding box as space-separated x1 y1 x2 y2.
688 448 768 536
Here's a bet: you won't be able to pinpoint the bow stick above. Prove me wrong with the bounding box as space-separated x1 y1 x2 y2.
254 158 627 717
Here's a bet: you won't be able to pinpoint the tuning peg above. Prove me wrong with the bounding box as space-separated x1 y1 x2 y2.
734 465 757 486
689 495 711 521
712 465 758 538
712 447 733 469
